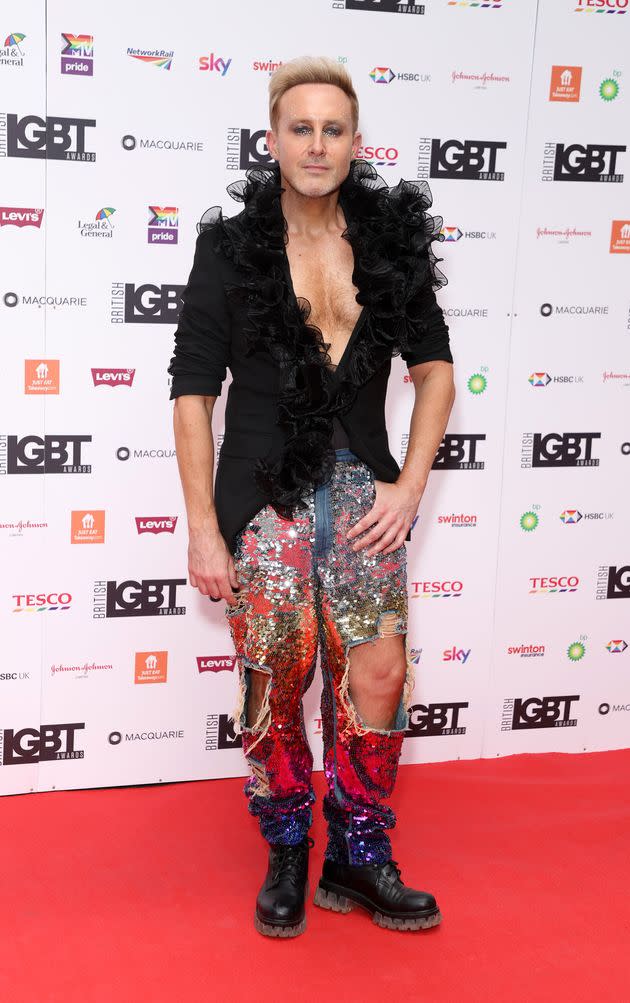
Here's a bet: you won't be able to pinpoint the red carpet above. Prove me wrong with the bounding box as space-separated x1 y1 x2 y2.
2 750 629 1002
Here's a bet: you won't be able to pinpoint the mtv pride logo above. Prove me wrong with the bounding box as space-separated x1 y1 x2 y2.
61 33 94 76
135 516 177 535
197 655 237 673
91 368 135 387
147 206 178 244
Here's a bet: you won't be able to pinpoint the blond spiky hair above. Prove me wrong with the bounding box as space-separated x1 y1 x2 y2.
269 56 359 132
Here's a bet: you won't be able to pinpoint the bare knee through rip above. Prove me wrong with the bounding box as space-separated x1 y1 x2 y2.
347 627 408 733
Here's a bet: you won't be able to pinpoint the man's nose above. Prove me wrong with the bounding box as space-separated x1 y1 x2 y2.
308 131 326 156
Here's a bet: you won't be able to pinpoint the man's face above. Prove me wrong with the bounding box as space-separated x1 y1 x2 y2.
266 83 361 199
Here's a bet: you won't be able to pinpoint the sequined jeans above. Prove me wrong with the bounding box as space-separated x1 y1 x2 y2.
226 448 414 866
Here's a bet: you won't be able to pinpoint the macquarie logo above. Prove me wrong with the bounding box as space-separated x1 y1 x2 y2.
433 434 485 470
134 651 168 684
521 431 600 468
502 695 579 731
93 578 186 618
109 280 184 324
0 722 85 764
197 655 237 673
410 580 463 599
405 702 468 738
539 301 608 318
596 565 630 600
541 140 625 183
417 137 506 182
61 33 94 76
147 205 178 244
0 206 44 228
91 368 135 387
0 112 96 161
12 591 72 612
206 713 243 750
0 434 92 474
135 516 177 535
25 360 59 395
108 728 184 745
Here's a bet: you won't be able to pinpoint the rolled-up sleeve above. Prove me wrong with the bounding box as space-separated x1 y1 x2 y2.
168 230 231 399
400 277 453 368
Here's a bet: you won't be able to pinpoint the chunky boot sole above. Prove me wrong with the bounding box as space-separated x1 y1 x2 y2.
313 882 442 931
254 882 309 938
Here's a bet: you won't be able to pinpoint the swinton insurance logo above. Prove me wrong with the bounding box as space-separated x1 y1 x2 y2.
0 435 92 474
405 702 468 738
521 432 600 468
433 434 485 470
0 206 43 227
135 516 178 535
61 33 93 76
197 655 237 673
596 565 630 600
541 140 625 183
109 280 184 323
93 578 187 618
502 695 579 731
127 46 174 70
148 206 178 244
92 368 135 388
0 112 96 161
0 723 85 764
417 137 506 182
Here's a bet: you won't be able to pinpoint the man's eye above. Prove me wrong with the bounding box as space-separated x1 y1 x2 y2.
294 126 310 135
325 128 341 137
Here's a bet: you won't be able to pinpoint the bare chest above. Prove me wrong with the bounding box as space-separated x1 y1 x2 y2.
286 234 362 369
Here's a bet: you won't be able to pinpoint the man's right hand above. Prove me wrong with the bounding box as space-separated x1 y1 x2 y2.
188 528 241 606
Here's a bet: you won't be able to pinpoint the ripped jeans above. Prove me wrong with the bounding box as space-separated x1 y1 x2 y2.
225 448 414 866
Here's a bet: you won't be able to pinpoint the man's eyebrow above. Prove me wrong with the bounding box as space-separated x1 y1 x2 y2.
288 117 346 126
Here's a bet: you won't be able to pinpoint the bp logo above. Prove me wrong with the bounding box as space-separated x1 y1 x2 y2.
567 641 585 662
599 78 619 102
467 373 487 395
520 511 539 532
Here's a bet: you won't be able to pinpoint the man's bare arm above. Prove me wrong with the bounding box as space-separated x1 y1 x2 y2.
347 360 455 555
172 395 240 604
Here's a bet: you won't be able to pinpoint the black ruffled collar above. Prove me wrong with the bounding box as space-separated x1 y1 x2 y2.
198 160 447 509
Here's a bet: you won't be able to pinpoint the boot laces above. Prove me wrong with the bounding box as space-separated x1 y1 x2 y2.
270 837 314 885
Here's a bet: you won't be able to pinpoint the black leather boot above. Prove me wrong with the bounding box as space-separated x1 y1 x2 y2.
314 858 442 931
254 836 314 938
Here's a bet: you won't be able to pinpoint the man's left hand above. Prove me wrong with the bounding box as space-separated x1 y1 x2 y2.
346 480 422 556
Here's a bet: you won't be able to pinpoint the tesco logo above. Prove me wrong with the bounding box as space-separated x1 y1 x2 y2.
12 592 72 611
356 145 399 166
410 580 464 598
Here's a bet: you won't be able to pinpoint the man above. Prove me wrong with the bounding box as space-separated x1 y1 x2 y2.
168 56 455 938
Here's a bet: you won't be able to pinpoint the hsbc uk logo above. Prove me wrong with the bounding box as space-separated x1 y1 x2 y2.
596 565 630 601
0 434 91 474
405 702 468 737
110 281 184 324
433 434 485 470
528 372 584 387
0 112 96 161
521 431 600 468
502 695 579 731
1 722 85 764
418 137 506 182
369 67 429 84
93 578 186 618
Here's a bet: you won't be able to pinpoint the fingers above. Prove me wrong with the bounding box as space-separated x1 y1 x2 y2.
352 517 408 556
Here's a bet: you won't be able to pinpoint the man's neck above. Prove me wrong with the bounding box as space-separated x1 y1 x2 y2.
280 176 345 239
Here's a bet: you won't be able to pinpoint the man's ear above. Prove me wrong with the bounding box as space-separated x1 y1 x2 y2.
266 128 278 161
352 131 363 158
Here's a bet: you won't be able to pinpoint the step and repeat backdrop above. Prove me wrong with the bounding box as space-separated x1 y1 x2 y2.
1 0 628 797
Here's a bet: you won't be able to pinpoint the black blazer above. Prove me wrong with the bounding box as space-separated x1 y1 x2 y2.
168 162 453 555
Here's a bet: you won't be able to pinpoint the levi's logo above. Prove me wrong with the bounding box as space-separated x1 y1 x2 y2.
135 516 177 535
0 207 44 228
197 656 237 673
91 368 135 387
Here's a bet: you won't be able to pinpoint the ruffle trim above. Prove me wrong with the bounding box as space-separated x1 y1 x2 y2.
197 160 448 508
